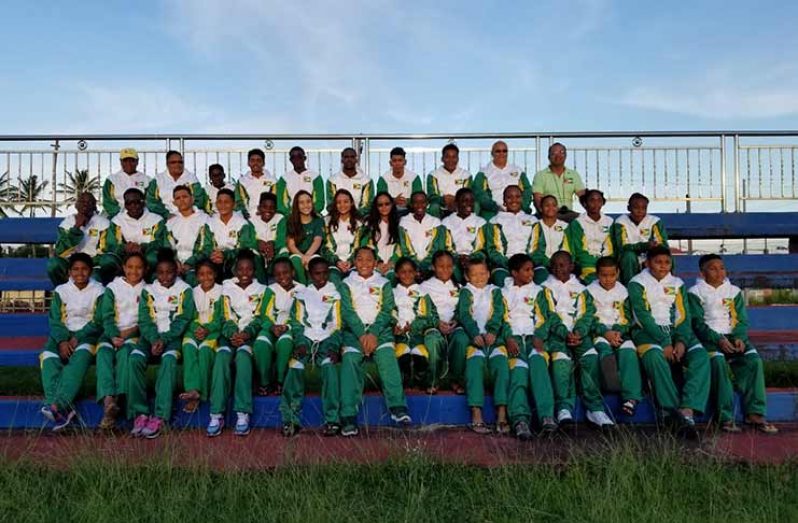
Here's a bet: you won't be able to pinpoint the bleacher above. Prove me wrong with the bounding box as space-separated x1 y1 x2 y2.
1 213 797 429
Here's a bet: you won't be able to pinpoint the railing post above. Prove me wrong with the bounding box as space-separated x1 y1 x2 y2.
719 134 727 212
733 134 741 212
535 136 541 172
50 140 59 219
363 137 371 178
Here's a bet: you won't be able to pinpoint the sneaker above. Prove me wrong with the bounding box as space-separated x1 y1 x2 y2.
52 409 76 432
556 409 574 425
721 421 742 433
340 420 359 437
234 413 251 436
207 415 224 437
540 417 558 434
322 423 340 437
514 421 532 441
281 422 300 438
586 410 615 428
390 408 412 426
621 399 638 417
131 414 149 437
40 405 56 422
142 417 163 439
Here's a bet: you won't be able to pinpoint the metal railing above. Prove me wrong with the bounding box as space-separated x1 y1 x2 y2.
0 131 796 217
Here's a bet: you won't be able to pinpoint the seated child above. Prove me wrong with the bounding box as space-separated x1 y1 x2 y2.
567 189 614 283
129 249 195 439
103 188 165 278
323 189 361 284
399 191 452 277
179 260 223 414
207 251 267 437
501 253 559 439
286 190 324 285
688 254 777 434
253 257 304 396
542 251 615 428
458 257 509 434
359 192 402 281
47 192 113 285
280 257 343 437
338 247 412 437
40 253 105 431
441 187 490 282
393 257 442 394
165 185 212 286
612 192 669 285
252 192 287 272
628 245 710 433
96 252 146 430
586 256 643 417
419 250 471 394
208 188 259 280
530 195 570 284
488 185 538 285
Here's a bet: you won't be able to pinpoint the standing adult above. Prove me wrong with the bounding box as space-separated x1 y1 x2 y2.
473 140 532 220
146 151 210 218
531 142 585 222
102 148 151 218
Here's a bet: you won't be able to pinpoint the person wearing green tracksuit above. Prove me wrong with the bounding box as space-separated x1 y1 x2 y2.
207 251 267 437
280 257 343 437
542 251 615 428
612 192 670 285
40 253 105 432
486 185 538 286
458 257 510 435
276 146 325 216
585 256 643 418
252 192 288 275
129 249 195 439
146 150 211 218
399 191 454 277
322 189 362 284
529 195 571 285
376 147 423 215
472 141 533 221
501 253 559 440
95 252 146 431
426 143 473 218
178 260 223 414
166 185 213 287
253 258 304 397
688 254 777 434
47 192 115 286
628 245 710 433
286 190 325 285
338 247 412 437
441 187 492 283
392 257 442 393
102 188 166 279
566 189 614 284
419 250 471 394
208 188 260 281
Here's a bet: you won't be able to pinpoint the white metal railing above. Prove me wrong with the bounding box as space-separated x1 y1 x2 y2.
0 131 796 217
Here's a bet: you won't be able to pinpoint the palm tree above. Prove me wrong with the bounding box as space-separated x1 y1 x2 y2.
58 168 100 207
0 171 15 218
16 175 49 218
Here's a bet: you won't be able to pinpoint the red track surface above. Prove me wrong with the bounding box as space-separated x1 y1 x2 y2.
1 425 796 469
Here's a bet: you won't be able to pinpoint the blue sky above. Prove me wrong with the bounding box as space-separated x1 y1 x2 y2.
2 0 798 134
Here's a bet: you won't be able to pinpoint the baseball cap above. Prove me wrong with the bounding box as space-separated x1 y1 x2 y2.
120 148 139 160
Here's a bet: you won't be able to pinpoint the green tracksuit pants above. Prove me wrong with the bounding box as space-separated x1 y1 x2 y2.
280 334 341 426
618 251 643 286
340 330 407 419
506 335 555 425
633 331 711 415
209 340 254 415
445 327 471 386
253 328 294 389
394 330 444 389
707 341 767 422
126 340 181 420
549 337 607 413
181 335 218 402
95 337 137 400
593 337 643 403
465 343 509 409
40 339 95 410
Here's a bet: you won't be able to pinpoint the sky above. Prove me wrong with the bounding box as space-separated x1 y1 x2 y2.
2 0 798 135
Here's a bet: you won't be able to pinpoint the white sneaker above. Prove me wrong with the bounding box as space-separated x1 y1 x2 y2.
586 410 615 427
234 412 251 436
207 414 224 437
556 409 573 424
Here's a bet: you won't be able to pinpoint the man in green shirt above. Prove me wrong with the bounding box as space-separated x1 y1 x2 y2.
531 142 585 221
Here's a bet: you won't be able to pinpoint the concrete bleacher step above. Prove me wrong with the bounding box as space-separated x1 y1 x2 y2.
2 390 796 430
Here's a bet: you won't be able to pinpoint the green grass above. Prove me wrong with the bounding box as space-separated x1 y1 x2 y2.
5 361 798 397
1 437 797 522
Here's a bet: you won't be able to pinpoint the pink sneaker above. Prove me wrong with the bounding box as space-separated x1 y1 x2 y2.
131 415 149 437
142 416 163 439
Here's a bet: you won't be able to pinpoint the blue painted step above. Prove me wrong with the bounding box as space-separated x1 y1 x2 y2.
2 391 796 430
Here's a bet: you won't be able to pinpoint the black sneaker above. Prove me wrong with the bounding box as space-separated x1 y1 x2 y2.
322 423 340 437
514 421 532 441
390 408 412 426
540 417 558 435
281 422 300 437
341 422 359 437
